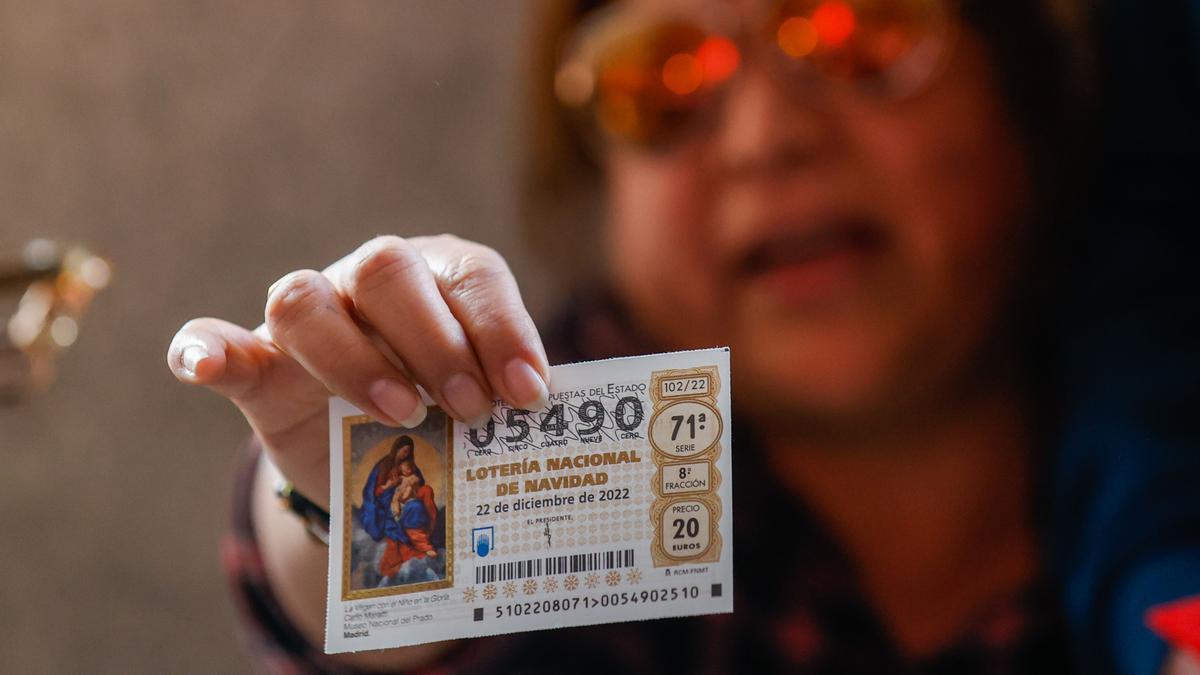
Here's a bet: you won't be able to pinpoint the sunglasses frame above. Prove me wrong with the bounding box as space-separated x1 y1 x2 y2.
555 0 960 152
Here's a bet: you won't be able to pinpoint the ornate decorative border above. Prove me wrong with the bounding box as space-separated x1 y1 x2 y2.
647 365 724 567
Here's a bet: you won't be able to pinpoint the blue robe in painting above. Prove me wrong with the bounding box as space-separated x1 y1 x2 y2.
359 463 429 547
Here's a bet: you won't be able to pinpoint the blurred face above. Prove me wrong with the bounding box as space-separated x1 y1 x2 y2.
600 0 1031 429
400 460 415 477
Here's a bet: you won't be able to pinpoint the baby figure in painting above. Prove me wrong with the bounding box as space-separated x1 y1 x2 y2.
387 459 437 558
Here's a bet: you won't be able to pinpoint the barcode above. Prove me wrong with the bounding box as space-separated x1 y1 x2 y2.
474 549 635 584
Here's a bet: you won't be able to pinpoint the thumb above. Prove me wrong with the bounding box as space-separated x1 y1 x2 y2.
167 317 327 436
169 317 273 398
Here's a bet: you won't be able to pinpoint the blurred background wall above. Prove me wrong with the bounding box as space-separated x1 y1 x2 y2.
0 2 546 671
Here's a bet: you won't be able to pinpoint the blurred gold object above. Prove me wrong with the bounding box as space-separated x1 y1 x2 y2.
0 239 110 404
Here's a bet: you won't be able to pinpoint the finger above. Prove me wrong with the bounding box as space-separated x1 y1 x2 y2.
416 235 550 411
168 317 304 400
170 317 337 502
264 268 427 428
339 236 494 426
167 317 325 431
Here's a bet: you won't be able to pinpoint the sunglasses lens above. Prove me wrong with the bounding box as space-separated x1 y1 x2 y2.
770 0 947 88
559 20 740 148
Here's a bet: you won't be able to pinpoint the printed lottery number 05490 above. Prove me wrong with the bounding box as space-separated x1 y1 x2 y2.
467 396 645 448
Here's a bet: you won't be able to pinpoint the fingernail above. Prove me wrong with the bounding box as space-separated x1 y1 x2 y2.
267 273 290 297
179 344 209 379
504 358 549 410
369 379 427 428
443 373 492 427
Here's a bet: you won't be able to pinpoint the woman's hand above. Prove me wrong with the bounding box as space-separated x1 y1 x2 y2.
167 234 550 507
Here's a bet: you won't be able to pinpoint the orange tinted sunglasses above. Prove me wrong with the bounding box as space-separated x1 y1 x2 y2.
555 0 955 149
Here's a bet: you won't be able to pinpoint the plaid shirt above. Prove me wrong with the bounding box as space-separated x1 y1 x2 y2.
222 296 1072 674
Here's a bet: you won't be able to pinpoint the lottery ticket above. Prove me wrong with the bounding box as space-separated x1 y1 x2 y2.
325 348 733 653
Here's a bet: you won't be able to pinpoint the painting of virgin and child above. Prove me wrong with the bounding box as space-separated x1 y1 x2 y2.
343 410 453 599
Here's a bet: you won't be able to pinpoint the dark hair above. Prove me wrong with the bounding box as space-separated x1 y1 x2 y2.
957 0 1095 276
391 435 415 455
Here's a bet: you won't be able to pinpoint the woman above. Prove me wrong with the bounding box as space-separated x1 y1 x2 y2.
167 0 1198 672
